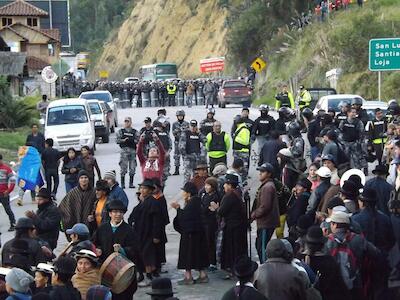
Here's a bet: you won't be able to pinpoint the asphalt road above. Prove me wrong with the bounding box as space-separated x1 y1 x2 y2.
2 104 266 300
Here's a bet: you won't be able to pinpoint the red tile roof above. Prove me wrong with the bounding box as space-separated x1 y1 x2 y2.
0 0 48 17
26 56 48 70
40 28 60 42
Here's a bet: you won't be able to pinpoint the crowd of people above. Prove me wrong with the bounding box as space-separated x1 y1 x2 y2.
1 90 400 299
314 0 364 22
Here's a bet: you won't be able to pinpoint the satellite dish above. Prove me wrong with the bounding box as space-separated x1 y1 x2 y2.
41 66 58 84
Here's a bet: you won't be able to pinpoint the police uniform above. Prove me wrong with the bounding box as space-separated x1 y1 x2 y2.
200 117 217 136
368 117 387 164
339 118 367 169
233 122 251 182
275 91 295 110
116 127 139 188
206 131 230 172
179 127 205 183
155 128 172 185
298 89 312 110
166 83 177 106
172 119 189 172
335 112 347 127
252 115 276 152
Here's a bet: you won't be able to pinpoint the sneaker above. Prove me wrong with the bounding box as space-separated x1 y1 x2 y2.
16 198 23 206
8 224 15 232
138 277 151 287
177 278 194 285
195 276 209 284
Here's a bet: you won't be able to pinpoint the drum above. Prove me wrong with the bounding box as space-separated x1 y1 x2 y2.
99 252 136 294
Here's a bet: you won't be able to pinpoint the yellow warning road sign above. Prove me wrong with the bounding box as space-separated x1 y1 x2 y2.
251 57 267 73
99 70 109 79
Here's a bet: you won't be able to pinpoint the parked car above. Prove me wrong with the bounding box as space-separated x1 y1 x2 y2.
218 79 252 108
313 94 366 114
79 91 119 127
87 100 110 143
45 98 96 152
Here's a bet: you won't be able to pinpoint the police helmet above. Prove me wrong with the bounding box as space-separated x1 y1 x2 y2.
207 107 215 115
388 99 398 106
388 101 400 116
299 85 305 90
176 110 185 117
301 107 313 120
338 101 350 109
288 121 301 137
351 98 363 106
259 105 269 112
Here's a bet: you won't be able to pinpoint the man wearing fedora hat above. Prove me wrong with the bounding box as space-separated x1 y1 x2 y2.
25 187 61 250
364 164 392 216
50 256 81 299
92 199 138 299
352 187 395 299
147 277 178 300
222 256 267 300
338 180 359 214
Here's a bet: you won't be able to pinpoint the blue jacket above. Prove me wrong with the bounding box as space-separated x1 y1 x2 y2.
109 183 128 207
6 292 31 300
352 208 395 253
364 177 392 216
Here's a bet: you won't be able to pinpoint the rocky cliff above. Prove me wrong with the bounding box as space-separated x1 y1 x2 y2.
92 0 228 79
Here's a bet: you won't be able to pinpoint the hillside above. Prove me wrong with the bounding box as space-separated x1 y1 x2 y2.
92 0 228 79
253 0 400 103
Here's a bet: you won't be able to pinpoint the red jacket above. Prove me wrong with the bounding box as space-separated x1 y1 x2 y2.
0 163 15 195
137 138 165 182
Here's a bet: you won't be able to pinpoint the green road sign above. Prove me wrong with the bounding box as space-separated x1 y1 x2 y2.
369 38 400 71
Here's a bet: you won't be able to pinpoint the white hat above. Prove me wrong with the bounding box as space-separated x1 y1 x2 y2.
330 211 350 224
31 263 54 274
316 166 332 178
326 206 348 222
278 148 293 158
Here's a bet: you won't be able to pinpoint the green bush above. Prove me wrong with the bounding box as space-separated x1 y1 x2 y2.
0 77 36 129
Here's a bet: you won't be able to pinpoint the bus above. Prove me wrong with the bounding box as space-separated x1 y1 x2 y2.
139 63 178 81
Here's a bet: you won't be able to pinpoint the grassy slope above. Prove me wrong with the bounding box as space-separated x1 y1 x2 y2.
254 0 400 105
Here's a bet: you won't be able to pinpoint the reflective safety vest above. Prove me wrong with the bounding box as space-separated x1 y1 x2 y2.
167 84 177 95
299 90 312 109
233 123 250 152
206 131 230 158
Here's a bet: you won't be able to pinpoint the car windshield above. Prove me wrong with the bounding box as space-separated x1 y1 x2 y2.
89 103 102 114
81 92 111 103
47 105 88 125
328 98 363 112
224 81 246 88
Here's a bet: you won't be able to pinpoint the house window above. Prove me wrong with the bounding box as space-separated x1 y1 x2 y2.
27 18 38 27
1 18 12 27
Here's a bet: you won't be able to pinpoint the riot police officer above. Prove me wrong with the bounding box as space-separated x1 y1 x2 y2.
387 100 400 123
275 84 295 110
155 108 171 133
288 121 305 159
200 108 217 136
298 85 312 110
335 101 350 127
172 110 189 175
116 117 140 188
351 98 369 126
179 120 205 183
166 81 177 106
231 108 254 138
367 108 388 164
339 107 367 172
252 105 276 152
153 120 172 185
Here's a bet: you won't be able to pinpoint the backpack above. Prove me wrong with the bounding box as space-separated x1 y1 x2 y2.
328 232 358 290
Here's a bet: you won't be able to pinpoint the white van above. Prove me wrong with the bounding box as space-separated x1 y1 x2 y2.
45 98 96 152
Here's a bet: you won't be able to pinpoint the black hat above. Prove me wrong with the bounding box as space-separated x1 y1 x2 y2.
107 200 127 212
36 187 51 199
53 257 76 275
15 218 35 230
10 239 30 255
305 226 327 245
372 164 389 176
326 196 345 210
340 180 359 198
296 178 312 192
225 173 239 187
181 182 198 196
78 170 90 178
347 175 363 190
139 179 155 190
257 163 274 174
233 255 258 278
359 187 377 203
146 278 175 296
95 180 110 193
